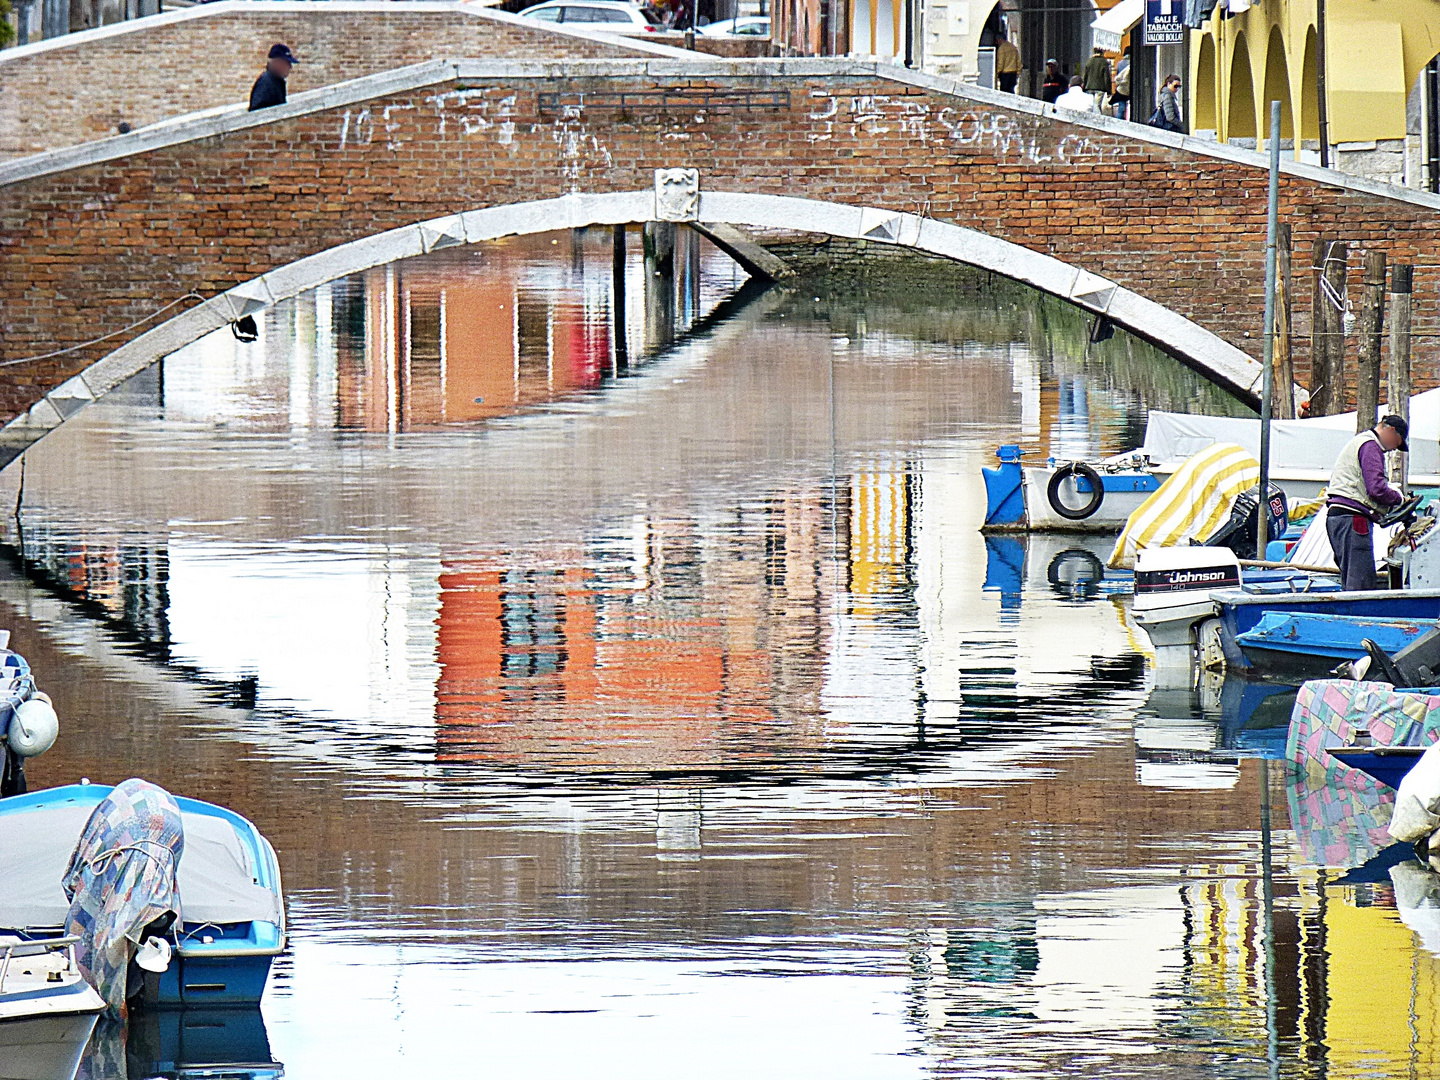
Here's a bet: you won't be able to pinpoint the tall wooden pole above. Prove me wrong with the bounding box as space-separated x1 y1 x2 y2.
1389 263 1413 491
1355 249 1386 432
1310 239 1347 415
1274 222 1294 418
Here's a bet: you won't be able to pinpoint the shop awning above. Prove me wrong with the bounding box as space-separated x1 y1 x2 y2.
1091 0 1143 51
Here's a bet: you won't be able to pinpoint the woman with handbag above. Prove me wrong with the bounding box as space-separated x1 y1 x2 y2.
1148 75 1184 132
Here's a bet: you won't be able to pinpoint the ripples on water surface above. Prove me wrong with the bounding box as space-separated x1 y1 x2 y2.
8 231 1436 1078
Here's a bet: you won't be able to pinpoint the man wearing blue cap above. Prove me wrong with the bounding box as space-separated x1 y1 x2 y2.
249 44 298 112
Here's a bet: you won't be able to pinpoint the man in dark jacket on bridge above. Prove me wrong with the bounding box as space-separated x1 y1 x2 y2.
1081 47 1111 111
249 44 298 112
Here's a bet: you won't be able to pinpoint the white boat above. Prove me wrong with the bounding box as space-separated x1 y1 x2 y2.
983 446 1160 533
984 390 1440 533
1140 405 1440 498
0 937 103 1080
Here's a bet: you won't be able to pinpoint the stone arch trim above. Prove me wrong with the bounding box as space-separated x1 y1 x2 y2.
0 189 1262 461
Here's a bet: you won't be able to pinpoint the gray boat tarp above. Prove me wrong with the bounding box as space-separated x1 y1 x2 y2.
0 789 281 935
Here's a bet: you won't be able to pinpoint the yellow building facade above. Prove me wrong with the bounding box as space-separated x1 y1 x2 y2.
1188 0 1440 186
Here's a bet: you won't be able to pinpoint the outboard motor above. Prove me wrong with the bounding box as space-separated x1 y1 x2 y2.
1202 482 1287 560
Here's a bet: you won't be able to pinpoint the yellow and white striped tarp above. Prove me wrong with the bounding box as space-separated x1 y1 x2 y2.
1108 442 1260 570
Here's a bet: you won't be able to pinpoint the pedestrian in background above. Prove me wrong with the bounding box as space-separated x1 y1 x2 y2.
1040 60 1066 103
1152 73 1183 132
1056 76 1096 112
1110 52 1131 120
994 31 1021 93
249 43 298 112
1081 47 1111 111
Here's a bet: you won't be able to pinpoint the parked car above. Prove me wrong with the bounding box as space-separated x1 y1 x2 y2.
521 1 665 32
701 15 769 34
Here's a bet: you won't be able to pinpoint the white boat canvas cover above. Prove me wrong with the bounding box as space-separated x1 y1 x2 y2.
1138 389 1440 483
0 803 281 931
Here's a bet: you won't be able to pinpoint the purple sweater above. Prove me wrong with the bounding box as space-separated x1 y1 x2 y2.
1329 437 1402 518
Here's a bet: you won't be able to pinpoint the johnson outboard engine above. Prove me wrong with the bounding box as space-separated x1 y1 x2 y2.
1202 482 1287 560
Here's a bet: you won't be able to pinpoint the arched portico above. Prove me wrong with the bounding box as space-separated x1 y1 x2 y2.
0 188 1263 465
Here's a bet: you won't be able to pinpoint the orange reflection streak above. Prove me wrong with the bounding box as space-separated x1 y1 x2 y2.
434 555 777 770
336 240 614 433
432 494 851 772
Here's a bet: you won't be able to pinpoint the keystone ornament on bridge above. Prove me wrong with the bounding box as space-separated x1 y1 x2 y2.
654 169 700 223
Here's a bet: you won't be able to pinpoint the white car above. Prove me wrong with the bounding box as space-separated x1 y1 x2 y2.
701 15 769 35
521 1 666 33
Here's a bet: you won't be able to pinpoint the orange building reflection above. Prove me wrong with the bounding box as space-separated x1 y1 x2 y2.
434 494 848 771
334 241 614 433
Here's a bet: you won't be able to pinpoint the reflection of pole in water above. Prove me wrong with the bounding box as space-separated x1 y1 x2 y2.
612 225 628 372
643 221 676 351
655 787 702 861
686 225 701 325
1260 757 1279 1079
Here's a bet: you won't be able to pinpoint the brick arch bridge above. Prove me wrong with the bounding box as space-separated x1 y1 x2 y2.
1 187 1265 463
6 51 1440 465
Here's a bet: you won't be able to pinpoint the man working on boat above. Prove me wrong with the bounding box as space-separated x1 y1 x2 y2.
1325 414 1409 591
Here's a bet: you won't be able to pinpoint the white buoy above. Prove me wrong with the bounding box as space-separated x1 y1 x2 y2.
135 936 173 973
8 696 58 757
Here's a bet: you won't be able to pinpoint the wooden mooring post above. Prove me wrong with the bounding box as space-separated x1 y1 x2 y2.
612 224 628 372
1273 223 1294 419
1355 249 1387 431
1389 263 1413 490
1310 239 1348 415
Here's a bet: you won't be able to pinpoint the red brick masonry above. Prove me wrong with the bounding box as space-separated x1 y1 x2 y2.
3 61 1440 423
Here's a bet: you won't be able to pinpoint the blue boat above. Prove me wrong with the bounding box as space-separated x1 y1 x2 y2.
0 783 285 1007
1210 589 1440 676
1330 745 1426 789
1235 611 1440 677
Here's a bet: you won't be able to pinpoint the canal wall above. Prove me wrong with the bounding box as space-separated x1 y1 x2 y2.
5 53 1440 443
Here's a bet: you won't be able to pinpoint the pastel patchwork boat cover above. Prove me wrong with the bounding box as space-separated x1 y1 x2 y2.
1285 679 1440 865
62 778 184 1018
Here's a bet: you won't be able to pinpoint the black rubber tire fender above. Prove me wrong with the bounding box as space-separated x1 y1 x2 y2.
1046 462 1106 521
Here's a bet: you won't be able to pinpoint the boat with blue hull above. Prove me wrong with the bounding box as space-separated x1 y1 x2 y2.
982 445 1160 532
1235 611 1440 677
1213 590 1440 676
1330 746 1426 789
0 783 285 1008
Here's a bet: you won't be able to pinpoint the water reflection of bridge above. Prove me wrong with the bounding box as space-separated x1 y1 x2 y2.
3 235 1179 783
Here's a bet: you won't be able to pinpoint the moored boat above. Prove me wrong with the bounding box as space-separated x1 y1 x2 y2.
0 783 285 1009
1330 745 1425 789
982 391 1440 533
982 445 1159 532
0 937 104 1080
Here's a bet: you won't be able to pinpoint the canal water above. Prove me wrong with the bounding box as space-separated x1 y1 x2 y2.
8 230 1434 1078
